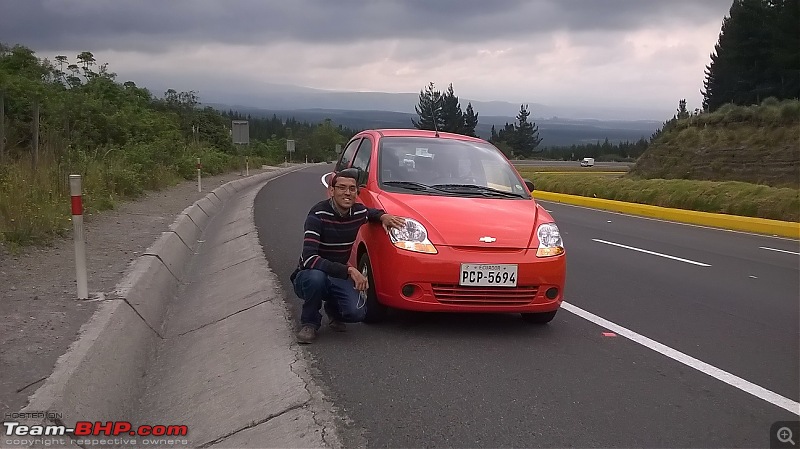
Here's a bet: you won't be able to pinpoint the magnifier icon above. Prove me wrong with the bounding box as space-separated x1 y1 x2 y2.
777 427 795 445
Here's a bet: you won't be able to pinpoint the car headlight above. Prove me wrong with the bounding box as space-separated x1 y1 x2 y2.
536 223 564 257
389 218 437 254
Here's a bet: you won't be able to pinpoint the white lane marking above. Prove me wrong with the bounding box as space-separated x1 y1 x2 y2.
760 246 800 256
593 238 711 267
561 301 800 416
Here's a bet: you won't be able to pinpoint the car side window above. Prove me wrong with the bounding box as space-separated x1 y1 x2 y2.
350 138 373 185
336 138 361 172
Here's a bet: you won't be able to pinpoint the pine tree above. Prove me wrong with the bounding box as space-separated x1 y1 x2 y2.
677 99 690 119
411 82 444 131
440 83 464 134
497 122 517 148
463 102 479 137
703 0 800 111
513 104 542 157
772 0 800 100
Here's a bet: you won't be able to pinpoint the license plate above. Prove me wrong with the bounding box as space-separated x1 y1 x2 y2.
459 264 518 287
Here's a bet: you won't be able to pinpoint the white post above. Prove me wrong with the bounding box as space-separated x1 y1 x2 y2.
70 175 88 299
196 157 202 192
305 155 308 164
246 156 249 176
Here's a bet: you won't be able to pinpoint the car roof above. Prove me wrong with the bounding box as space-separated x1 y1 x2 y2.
362 128 486 143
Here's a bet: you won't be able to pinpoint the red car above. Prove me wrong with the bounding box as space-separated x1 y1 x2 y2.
323 129 566 324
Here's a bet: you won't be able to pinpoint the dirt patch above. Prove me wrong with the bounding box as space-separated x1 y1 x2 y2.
0 167 283 419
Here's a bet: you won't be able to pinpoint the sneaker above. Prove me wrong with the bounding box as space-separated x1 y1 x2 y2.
296 325 317 344
329 319 347 332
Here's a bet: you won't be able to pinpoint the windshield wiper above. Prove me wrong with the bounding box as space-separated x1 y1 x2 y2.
431 184 527 198
383 181 451 193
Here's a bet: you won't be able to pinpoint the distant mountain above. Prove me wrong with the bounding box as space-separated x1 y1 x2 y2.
206 104 661 147
159 78 672 121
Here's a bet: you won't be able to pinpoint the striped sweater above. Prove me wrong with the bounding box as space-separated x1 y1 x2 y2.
292 198 386 280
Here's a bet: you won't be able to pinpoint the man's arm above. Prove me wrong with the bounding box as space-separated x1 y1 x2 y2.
300 215 349 279
362 205 406 232
366 207 386 223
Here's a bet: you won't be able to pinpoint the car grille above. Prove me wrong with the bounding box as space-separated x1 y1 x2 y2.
431 284 539 306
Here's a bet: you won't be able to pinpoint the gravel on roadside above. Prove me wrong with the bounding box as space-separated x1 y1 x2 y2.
0 167 281 419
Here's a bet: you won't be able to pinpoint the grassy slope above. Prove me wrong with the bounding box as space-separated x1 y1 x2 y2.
629 100 800 189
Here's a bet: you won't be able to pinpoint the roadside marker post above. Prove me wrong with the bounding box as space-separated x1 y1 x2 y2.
70 175 88 300
197 158 202 192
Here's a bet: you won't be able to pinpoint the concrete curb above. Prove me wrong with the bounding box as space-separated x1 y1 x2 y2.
533 190 800 239
130 166 340 447
18 165 315 443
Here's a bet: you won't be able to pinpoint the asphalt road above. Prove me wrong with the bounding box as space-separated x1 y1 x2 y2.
254 164 799 448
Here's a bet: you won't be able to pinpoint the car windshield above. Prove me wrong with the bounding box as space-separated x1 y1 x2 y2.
378 137 527 197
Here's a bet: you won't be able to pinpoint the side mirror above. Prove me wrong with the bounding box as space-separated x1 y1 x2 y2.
524 179 535 193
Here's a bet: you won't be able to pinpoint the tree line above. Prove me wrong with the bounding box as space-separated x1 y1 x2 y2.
702 0 799 111
219 111 358 163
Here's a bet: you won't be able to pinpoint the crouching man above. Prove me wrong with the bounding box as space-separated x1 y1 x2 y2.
290 168 405 343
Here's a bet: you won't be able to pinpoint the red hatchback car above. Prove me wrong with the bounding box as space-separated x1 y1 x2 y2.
323 129 566 324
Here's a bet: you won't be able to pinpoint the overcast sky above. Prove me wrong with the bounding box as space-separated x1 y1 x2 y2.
2 0 734 120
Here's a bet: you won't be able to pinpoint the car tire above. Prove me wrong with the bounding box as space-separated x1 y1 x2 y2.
359 252 388 323
520 310 557 324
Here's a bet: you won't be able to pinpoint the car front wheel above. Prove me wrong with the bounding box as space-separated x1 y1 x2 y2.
520 310 557 324
359 252 388 323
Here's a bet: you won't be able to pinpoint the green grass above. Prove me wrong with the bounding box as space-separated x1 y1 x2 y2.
518 169 800 222
0 147 285 249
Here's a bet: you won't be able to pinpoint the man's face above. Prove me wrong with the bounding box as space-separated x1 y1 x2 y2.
331 176 358 210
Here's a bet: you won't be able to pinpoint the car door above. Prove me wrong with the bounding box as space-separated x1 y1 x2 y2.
345 135 380 264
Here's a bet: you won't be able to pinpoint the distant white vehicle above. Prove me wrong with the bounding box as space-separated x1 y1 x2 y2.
580 157 595 167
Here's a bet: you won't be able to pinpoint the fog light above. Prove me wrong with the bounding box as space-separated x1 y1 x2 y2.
402 284 417 297
545 287 559 300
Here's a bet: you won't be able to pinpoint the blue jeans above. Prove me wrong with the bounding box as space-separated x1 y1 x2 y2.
292 269 366 329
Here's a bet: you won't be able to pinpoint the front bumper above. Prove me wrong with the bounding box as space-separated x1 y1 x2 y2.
369 241 566 313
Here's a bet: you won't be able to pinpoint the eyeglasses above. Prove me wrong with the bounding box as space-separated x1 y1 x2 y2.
334 185 358 193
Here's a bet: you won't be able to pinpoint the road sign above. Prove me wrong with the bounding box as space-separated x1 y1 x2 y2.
287 139 295 153
232 120 249 144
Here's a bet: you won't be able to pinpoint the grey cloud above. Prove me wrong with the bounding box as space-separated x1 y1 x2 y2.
2 0 732 53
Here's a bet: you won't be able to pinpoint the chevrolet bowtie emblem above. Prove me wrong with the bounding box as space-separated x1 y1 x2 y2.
479 236 496 243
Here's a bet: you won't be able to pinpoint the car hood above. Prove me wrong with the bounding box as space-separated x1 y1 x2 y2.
376 192 540 249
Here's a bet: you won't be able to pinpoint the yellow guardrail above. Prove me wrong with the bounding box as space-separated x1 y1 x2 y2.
533 190 800 239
